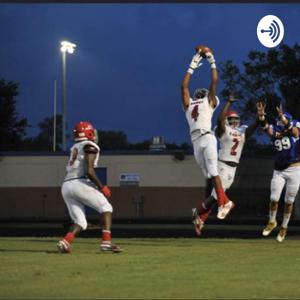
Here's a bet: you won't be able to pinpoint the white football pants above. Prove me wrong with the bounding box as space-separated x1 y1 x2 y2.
270 165 300 204
192 133 219 179
211 160 237 199
62 179 113 230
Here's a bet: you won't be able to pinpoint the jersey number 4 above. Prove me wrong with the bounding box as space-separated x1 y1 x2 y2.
191 105 199 121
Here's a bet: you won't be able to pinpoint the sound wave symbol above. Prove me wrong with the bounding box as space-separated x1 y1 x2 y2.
261 20 280 43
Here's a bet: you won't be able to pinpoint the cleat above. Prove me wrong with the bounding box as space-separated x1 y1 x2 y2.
276 227 287 242
262 221 277 236
57 239 71 254
217 201 235 220
192 208 204 236
100 242 123 253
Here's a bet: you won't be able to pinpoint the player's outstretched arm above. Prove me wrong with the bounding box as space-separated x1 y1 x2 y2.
207 52 218 108
256 101 273 137
276 104 300 138
215 94 235 137
181 52 203 109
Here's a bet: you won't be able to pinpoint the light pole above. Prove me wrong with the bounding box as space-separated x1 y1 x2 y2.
60 40 76 151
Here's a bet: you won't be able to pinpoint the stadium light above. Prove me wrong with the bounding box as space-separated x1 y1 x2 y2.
60 40 76 151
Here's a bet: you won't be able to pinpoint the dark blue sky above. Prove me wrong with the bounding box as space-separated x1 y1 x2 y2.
0 3 299 145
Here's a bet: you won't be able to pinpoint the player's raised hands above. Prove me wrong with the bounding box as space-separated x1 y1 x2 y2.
187 53 203 74
228 93 237 103
276 104 284 118
256 101 266 120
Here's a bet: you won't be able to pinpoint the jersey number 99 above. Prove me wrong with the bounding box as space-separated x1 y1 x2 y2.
274 137 291 151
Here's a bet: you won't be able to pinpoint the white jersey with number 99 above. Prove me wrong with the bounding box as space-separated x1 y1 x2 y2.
185 96 219 141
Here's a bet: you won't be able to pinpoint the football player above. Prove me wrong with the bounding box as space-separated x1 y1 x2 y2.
181 45 234 222
191 94 259 235
57 121 122 253
257 101 300 242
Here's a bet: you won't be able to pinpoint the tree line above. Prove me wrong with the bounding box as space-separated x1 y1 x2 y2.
1 44 300 153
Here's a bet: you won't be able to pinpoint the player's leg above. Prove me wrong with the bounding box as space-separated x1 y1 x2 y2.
77 181 122 253
200 135 226 205
58 182 87 253
202 135 235 219
262 170 285 236
192 195 215 236
210 163 236 220
277 166 300 242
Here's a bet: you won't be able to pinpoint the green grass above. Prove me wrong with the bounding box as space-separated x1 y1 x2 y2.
1 237 300 299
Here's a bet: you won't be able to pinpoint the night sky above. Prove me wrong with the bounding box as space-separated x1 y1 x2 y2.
1 3 299 146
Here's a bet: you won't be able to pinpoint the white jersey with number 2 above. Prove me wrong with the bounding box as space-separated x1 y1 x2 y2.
218 124 248 163
185 96 219 141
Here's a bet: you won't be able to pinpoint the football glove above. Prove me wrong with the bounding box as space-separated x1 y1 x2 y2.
187 53 203 74
205 52 216 69
101 185 112 198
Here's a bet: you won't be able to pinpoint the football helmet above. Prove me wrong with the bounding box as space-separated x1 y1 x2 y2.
193 88 209 100
73 121 97 142
225 111 240 128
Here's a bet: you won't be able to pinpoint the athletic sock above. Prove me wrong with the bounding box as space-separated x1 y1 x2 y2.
102 230 111 244
215 188 226 206
281 213 291 228
64 232 75 244
269 210 277 223
197 203 212 222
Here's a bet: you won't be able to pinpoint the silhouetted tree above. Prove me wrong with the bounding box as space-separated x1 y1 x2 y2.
98 130 129 150
220 43 300 124
0 79 29 150
24 115 62 151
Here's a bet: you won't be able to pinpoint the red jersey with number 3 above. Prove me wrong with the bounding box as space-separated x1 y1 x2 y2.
218 124 247 163
64 140 100 181
185 96 219 141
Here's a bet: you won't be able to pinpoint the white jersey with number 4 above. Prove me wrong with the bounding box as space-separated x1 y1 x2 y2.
64 140 100 181
218 124 248 163
185 96 219 141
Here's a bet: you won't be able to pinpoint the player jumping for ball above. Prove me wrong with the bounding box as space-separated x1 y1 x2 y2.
257 101 300 242
191 94 259 235
57 121 122 253
181 45 234 223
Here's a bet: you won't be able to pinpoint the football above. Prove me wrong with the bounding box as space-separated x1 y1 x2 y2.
195 45 212 58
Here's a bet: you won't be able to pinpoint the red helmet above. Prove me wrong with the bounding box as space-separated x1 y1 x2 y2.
73 121 96 142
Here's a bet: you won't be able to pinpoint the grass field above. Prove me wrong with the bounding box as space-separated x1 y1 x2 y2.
1 237 300 299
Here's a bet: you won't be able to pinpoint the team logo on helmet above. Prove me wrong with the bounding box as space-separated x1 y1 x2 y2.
225 111 240 128
73 121 97 142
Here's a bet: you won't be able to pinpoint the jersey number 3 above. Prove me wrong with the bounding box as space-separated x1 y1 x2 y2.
191 105 199 121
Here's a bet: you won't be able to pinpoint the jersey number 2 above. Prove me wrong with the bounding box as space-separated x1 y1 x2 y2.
230 138 239 156
191 105 199 121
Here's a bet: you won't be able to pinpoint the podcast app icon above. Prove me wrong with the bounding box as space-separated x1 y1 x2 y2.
257 15 284 48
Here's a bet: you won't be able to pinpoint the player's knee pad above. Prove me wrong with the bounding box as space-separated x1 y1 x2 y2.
284 185 298 204
206 159 219 178
75 219 88 231
270 187 281 202
102 201 113 213
270 194 280 203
